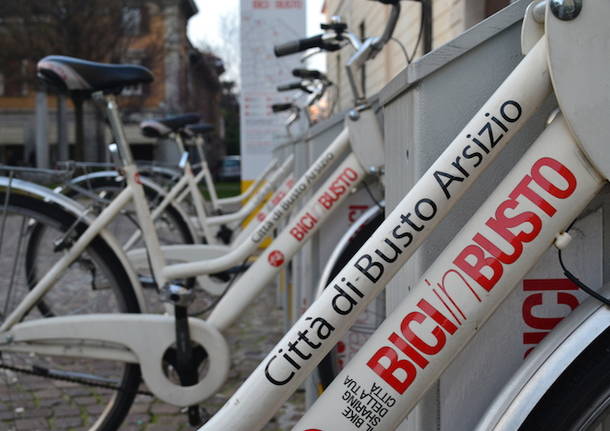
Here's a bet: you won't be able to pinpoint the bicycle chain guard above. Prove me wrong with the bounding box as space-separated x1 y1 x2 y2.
0 314 230 407
546 0 610 180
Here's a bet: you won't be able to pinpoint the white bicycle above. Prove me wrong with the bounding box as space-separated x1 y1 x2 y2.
5 1 607 430
60 114 282 247
194 1 610 430
0 2 398 428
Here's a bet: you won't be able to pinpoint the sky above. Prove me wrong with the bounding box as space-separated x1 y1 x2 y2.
187 0 325 82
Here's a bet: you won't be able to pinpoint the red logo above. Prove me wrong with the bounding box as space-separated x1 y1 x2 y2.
134 172 143 185
268 250 285 267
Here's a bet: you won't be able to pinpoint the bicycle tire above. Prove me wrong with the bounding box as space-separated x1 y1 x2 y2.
520 326 610 430
0 192 141 431
317 210 385 390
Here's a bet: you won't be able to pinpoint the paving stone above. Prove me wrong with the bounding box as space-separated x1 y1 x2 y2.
37 398 62 408
53 416 82 429
125 413 151 425
128 402 151 414
86 404 106 415
53 406 81 417
147 424 178 431
26 408 53 419
14 417 49 428
150 403 181 415
0 281 304 430
63 387 93 396
73 396 98 406
34 388 62 399
0 411 20 420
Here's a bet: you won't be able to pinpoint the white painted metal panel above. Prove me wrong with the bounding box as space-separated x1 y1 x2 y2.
239 0 306 182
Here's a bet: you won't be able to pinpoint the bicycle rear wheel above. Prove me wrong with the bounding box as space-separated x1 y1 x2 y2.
0 192 141 431
520 327 610 430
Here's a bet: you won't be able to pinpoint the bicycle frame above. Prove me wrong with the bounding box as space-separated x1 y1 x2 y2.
125 170 297 297
121 141 289 248
193 34 609 430
184 134 278 213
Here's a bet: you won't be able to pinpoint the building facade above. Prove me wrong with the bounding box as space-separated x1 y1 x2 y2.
0 0 226 165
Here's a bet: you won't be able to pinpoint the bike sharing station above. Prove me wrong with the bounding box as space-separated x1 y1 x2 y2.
5 0 610 429
272 0 610 429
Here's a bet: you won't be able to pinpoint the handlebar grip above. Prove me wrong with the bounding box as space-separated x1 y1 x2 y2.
271 103 294 113
274 34 324 57
277 82 303 92
292 68 324 80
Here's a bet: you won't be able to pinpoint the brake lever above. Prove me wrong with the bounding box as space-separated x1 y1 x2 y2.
300 48 324 63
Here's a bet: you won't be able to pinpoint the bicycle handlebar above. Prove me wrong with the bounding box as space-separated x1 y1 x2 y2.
274 34 341 57
274 34 324 57
277 82 303 92
271 103 294 113
292 68 325 80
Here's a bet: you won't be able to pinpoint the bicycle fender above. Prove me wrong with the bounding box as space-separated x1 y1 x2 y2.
476 286 610 430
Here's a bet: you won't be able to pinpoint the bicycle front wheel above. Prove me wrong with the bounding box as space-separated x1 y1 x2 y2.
317 210 385 390
520 327 610 430
0 192 141 431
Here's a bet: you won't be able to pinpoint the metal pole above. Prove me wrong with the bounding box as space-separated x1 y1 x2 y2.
422 0 433 54
35 90 49 168
57 93 68 161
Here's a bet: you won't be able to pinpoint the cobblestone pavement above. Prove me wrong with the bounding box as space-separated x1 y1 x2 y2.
0 280 304 431
0 203 305 430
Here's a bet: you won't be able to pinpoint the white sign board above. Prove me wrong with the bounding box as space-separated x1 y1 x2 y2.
239 0 306 183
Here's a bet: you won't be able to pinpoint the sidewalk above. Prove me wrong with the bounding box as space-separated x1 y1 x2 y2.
1 282 304 431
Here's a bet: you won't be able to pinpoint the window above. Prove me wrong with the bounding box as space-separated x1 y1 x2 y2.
121 50 147 96
122 7 142 36
464 0 510 29
486 0 511 18
121 84 143 96
20 60 29 96
2 59 28 97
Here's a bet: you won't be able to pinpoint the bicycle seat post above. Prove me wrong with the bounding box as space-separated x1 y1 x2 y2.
194 134 206 163
92 91 134 168
172 132 191 169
